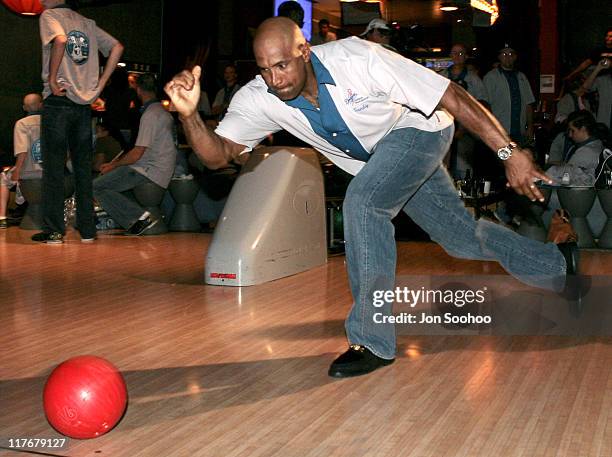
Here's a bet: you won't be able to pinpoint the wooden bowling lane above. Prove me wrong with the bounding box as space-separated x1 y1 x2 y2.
1 228 611 457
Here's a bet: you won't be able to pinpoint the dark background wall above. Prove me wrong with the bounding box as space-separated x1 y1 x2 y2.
161 0 274 97
0 0 162 158
1 8 41 158
474 0 540 82
559 0 610 73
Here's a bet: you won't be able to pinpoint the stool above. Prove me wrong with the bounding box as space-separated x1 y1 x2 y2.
517 187 552 242
19 176 74 230
557 187 596 248
133 181 168 234
597 188 612 248
168 178 200 231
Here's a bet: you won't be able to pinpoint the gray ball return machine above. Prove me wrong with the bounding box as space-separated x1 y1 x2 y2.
205 147 327 286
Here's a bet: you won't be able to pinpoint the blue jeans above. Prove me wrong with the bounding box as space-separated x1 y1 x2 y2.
41 95 95 237
93 166 150 229
343 127 566 359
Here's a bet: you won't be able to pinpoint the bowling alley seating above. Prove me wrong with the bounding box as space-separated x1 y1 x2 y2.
516 187 553 243
521 185 608 249
597 188 612 248
557 187 597 247
19 175 74 230
132 181 168 234
185 149 233 229
165 146 200 231
168 176 200 231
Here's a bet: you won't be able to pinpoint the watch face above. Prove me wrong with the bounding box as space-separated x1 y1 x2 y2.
498 148 511 160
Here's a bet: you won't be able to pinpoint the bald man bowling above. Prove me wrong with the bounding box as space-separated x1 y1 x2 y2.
166 17 579 378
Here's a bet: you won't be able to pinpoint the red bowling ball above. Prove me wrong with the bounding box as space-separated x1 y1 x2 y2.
43 356 128 439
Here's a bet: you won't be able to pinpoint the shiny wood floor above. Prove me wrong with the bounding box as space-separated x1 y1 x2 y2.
1 228 611 457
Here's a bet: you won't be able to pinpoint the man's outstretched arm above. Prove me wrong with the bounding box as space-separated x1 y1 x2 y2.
440 81 552 202
165 66 245 170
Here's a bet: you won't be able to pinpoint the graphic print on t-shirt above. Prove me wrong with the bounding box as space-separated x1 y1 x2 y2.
31 139 42 164
65 30 89 65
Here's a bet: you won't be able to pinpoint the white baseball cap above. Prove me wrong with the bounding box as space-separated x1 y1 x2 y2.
360 18 391 37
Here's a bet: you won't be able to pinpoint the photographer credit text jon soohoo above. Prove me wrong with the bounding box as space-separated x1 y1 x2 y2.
371 286 492 325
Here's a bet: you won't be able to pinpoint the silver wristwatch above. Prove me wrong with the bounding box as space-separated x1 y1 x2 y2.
497 142 517 160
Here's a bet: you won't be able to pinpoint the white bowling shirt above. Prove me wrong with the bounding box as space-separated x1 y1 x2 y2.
216 37 453 176
13 113 43 179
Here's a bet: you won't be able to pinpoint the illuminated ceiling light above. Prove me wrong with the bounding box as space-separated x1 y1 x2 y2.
440 3 459 12
471 0 499 25
1 0 43 15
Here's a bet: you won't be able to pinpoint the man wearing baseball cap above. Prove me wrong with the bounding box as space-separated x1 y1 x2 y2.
360 18 396 51
483 43 535 146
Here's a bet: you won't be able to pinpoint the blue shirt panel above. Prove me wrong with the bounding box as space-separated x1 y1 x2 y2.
500 69 522 140
283 53 370 162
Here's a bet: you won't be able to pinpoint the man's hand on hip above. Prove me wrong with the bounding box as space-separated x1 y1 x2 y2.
50 79 66 96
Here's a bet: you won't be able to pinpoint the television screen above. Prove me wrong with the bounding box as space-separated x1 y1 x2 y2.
415 58 453 72
341 1 381 26
427 58 453 71
274 0 312 41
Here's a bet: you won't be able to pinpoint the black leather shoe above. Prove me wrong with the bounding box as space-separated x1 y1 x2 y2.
557 242 591 315
557 242 578 275
328 345 394 378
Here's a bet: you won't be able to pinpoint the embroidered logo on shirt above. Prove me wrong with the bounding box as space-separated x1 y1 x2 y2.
65 31 90 65
31 139 42 164
344 89 369 112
